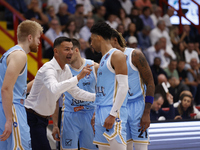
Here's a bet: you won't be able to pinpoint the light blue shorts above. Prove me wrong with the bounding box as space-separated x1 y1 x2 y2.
60 110 97 149
93 106 128 147
126 100 149 144
0 102 31 150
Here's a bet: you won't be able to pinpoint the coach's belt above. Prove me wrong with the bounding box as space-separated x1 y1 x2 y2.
25 108 50 119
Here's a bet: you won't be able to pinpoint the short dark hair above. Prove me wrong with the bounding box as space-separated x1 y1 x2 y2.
75 4 83 10
142 6 150 13
71 38 80 49
90 22 112 40
154 93 163 101
53 37 71 48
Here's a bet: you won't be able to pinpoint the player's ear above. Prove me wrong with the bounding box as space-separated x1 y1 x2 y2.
27 34 32 42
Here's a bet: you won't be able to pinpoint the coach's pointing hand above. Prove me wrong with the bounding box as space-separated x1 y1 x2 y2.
77 64 93 81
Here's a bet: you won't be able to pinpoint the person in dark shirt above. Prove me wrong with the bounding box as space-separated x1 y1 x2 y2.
177 60 188 82
175 94 194 120
151 57 168 86
150 93 175 121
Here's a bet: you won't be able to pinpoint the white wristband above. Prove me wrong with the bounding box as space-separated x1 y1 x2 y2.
110 74 129 117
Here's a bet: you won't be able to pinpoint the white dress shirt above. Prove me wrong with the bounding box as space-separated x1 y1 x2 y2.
184 49 200 64
150 14 163 27
25 57 95 116
163 14 172 27
79 26 91 42
149 27 172 48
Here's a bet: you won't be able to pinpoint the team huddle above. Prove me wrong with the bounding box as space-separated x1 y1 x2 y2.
0 20 155 150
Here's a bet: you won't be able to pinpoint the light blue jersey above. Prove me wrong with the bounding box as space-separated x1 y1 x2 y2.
61 59 98 149
94 48 128 146
0 45 27 105
95 48 128 107
124 48 146 102
63 59 96 112
124 48 149 144
0 45 31 150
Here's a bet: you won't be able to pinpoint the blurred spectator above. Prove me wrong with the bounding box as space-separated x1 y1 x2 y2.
127 36 138 48
47 0 63 14
170 26 181 49
184 42 200 64
79 18 94 42
150 5 162 27
116 8 131 31
179 25 195 47
150 93 175 121
164 59 179 79
85 38 102 63
92 5 106 23
103 0 122 19
119 0 133 15
174 42 186 62
68 4 85 32
162 7 174 30
43 18 63 59
174 94 194 120
168 76 190 103
5 0 28 24
177 60 188 82
129 7 144 32
139 6 154 29
174 91 200 118
185 58 200 105
106 14 118 29
144 39 167 68
76 0 93 16
63 20 80 39
124 23 137 42
154 74 170 107
90 0 104 7
25 0 48 27
150 20 172 48
24 0 43 9
135 0 152 12
160 37 176 68
116 24 125 36
56 3 69 31
151 57 168 86
79 38 88 58
137 25 151 51
46 5 59 24
63 0 76 14
194 42 200 59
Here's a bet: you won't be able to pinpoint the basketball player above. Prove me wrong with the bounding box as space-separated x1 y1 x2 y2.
90 22 129 150
0 20 43 150
52 38 99 149
25 37 95 150
110 29 155 150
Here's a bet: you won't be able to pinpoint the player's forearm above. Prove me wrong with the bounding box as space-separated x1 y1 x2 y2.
52 101 59 127
110 75 128 117
1 89 13 122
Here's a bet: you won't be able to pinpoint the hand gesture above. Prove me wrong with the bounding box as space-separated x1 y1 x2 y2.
166 93 173 105
91 113 95 134
77 64 93 81
103 115 115 129
52 126 60 141
0 120 12 141
140 112 150 133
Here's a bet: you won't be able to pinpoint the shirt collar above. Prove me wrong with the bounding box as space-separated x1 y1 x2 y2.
51 57 67 71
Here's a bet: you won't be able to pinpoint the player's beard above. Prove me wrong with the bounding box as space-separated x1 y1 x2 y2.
29 40 38 53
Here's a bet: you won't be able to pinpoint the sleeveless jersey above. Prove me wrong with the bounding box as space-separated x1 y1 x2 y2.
124 47 146 102
63 59 96 112
95 48 128 106
0 45 27 104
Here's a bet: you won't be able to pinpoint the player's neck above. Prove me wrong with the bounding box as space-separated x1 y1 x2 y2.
71 56 84 69
17 42 30 54
101 42 113 56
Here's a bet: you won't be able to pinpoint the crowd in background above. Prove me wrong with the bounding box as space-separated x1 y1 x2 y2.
3 0 200 120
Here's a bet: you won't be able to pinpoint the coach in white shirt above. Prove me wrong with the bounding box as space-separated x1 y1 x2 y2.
25 37 95 150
